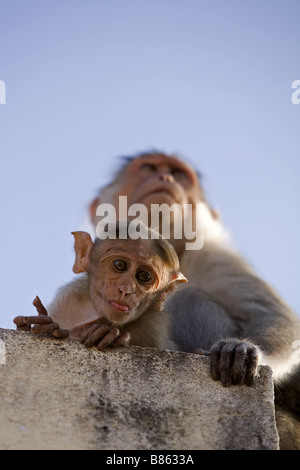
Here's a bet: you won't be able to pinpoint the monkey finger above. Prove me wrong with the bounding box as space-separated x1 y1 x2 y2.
210 340 227 381
52 328 70 339
17 315 53 326
97 327 120 351
80 324 103 343
13 316 30 328
110 331 131 348
32 296 48 316
231 343 248 385
219 342 237 387
32 322 61 335
244 347 259 386
13 316 24 327
31 324 51 335
13 316 32 332
81 325 110 347
13 316 53 331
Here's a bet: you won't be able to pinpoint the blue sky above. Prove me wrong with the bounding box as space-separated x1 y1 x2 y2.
0 0 299 328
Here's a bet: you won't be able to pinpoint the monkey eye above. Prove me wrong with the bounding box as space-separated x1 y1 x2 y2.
136 269 153 284
113 259 127 272
171 168 188 182
140 163 157 173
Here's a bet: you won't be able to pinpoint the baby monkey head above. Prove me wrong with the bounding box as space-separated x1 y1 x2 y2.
71 223 187 325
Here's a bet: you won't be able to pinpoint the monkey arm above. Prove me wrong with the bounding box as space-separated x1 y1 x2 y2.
167 288 261 386
14 295 130 349
46 276 100 330
182 244 300 381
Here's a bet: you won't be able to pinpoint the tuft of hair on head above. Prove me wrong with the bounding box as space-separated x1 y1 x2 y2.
150 235 180 272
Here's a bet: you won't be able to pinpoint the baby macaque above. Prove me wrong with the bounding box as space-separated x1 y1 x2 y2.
14 223 187 351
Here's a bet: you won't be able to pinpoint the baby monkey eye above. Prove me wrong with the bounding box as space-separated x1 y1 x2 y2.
113 259 127 272
136 270 153 284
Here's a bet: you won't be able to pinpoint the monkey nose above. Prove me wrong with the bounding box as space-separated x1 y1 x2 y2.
118 285 133 295
159 173 174 183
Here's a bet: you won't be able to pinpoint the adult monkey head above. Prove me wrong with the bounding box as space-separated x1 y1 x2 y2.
89 152 218 256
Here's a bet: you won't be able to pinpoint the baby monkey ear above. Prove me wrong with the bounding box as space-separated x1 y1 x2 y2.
156 272 188 311
170 272 188 285
164 271 188 297
71 231 94 274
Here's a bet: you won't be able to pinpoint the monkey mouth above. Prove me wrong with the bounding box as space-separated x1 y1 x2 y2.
142 186 177 202
130 178 186 206
149 189 173 196
110 301 130 312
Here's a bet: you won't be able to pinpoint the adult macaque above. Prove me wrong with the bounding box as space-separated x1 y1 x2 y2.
89 151 300 448
14 223 187 351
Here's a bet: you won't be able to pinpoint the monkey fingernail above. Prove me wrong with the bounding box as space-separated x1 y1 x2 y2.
13 316 27 326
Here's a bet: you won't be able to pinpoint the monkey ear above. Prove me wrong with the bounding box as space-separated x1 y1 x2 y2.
155 273 187 311
71 231 94 274
158 272 188 309
170 272 188 285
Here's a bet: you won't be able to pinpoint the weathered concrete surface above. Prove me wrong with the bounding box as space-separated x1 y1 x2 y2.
0 328 279 450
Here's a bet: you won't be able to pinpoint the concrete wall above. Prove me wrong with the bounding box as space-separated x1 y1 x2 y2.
0 328 279 450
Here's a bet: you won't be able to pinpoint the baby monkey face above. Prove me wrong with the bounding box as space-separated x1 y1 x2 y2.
88 239 172 325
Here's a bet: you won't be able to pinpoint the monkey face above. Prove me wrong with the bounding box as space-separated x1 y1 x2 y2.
124 154 201 207
100 153 202 210
88 238 173 325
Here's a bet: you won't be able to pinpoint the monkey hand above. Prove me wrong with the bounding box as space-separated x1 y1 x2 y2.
209 339 261 386
76 322 131 351
13 296 70 339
